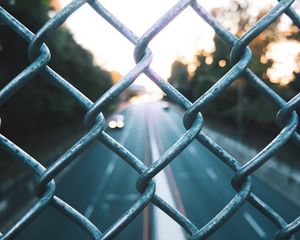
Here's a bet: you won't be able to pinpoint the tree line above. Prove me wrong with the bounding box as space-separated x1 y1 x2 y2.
168 0 299 138
0 0 113 176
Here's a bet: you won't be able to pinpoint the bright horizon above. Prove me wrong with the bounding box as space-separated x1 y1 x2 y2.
58 0 299 92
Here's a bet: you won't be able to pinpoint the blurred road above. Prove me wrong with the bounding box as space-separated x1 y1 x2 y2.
16 100 300 240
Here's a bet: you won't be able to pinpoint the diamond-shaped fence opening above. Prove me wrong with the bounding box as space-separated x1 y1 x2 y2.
0 0 300 239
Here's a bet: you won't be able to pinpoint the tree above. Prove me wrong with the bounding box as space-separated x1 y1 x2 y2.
0 0 113 170
169 0 296 135
168 60 191 99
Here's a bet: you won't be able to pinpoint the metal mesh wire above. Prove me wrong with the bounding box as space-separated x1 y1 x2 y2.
0 0 300 239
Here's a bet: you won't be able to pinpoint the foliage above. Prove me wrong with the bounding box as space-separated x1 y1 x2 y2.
168 0 299 136
0 0 113 154
168 60 191 99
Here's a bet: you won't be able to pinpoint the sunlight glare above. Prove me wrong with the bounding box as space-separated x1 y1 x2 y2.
267 40 300 86
59 0 223 91
58 0 295 89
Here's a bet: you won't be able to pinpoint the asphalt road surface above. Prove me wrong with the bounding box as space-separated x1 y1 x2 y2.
16 100 300 240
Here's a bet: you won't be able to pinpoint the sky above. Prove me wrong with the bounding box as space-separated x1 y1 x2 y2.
58 0 299 91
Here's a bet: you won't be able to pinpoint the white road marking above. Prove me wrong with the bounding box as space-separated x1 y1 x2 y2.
0 200 8 212
84 112 135 219
189 146 197 155
104 193 139 201
206 168 218 182
244 212 266 239
163 106 268 239
106 161 115 176
147 113 186 240
84 205 95 219
84 158 116 219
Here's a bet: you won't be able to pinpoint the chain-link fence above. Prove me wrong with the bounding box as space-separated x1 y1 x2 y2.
0 0 300 239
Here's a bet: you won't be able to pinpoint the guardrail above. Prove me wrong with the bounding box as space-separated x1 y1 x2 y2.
0 0 299 239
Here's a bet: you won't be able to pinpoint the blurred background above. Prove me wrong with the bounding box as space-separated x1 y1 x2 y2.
0 0 299 237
